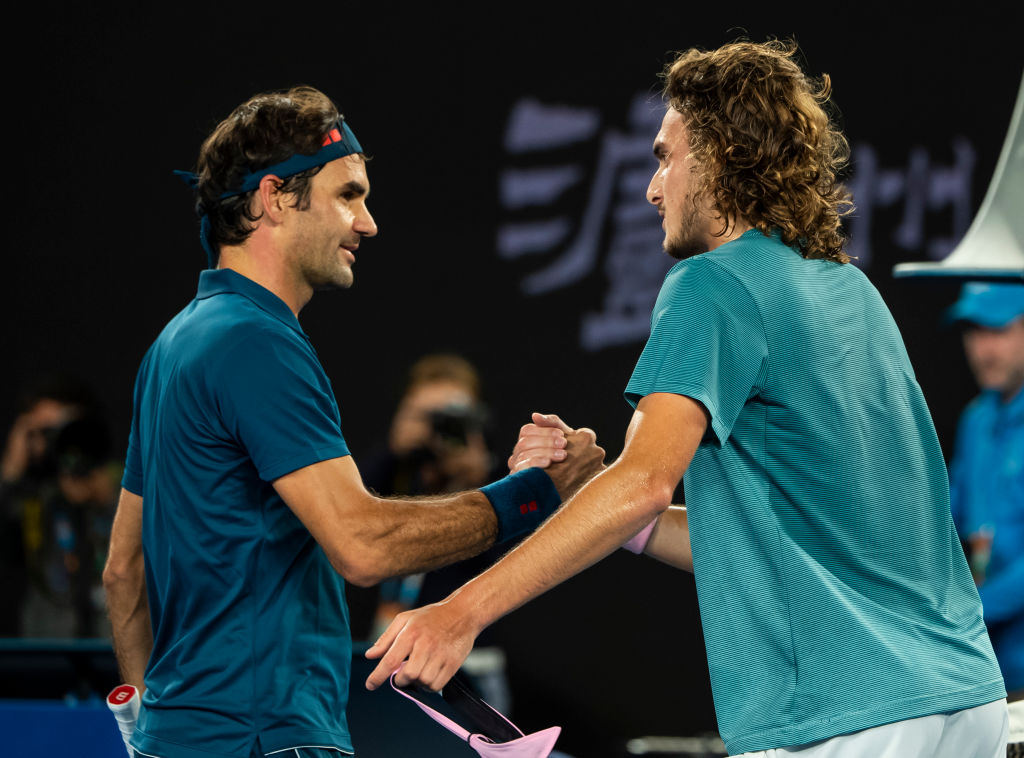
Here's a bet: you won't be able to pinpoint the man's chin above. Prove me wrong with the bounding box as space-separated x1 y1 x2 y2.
663 238 706 261
312 271 354 292
974 374 1011 393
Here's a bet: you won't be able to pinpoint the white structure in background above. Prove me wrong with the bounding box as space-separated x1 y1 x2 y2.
893 73 1024 281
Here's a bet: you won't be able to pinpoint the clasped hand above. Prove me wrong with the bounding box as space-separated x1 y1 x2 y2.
509 412 606 498
364 412 605 692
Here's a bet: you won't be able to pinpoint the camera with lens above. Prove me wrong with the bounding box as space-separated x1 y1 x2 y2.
428 403 488 447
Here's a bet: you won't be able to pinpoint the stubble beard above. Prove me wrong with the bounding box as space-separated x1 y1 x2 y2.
663 199 709 261
293 235 354 292
307 258 353 291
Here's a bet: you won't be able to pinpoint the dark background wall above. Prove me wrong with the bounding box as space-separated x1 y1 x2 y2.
5 4 1023 756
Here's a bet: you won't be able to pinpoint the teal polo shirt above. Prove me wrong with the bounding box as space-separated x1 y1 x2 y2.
123 269 354 757
625 230 1004 754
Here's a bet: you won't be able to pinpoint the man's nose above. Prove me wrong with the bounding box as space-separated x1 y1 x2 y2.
356 207 378 238
646 171 661 206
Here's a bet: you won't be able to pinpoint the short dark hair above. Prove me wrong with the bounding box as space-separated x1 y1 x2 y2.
195 85 342 254
661 39 853 262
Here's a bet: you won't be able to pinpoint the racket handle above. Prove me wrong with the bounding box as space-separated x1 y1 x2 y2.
106 684 140 757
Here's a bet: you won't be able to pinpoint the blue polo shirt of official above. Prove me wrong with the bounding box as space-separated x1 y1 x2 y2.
123 268 354 758
949 385 1024 692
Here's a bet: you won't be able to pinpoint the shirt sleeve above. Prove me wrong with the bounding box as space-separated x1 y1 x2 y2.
121 352 149 496
624 257 767 445
215 326 350 482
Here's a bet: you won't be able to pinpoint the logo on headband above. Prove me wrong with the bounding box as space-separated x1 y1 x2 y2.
323 128 344 147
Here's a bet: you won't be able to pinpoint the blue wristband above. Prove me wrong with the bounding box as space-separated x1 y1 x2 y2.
480 467 562 544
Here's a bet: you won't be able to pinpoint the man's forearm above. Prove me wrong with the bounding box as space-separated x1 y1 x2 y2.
105 566 152 692
436 397 701 632
643 505 693 572
275 456 574 587
363 490 500 579
447 463 668 634
364 460 671 692
365 465 572 582
104 488 151 692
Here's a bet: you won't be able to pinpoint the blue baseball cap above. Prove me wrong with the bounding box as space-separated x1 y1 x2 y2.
945 282 1024 328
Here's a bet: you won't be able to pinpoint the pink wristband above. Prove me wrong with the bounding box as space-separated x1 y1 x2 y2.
622 520 656 554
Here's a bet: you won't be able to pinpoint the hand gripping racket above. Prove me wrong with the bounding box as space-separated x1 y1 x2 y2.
106 684 140 757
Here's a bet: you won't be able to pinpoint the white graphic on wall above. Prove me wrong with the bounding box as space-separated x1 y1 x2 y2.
846 139 976 269
498 94 977 351
498 94 672 352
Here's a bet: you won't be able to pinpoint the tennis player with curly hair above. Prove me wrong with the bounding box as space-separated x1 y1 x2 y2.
366 40 1010 757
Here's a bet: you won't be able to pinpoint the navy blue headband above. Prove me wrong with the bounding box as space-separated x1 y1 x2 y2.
175 118 363 267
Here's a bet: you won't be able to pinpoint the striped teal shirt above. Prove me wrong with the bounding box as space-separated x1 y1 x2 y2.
625 229 1005 754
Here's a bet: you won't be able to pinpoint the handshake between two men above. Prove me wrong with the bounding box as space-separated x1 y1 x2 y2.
364 411 610 693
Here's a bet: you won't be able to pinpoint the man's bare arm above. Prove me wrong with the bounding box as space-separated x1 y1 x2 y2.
641 506 693 571
103 488 152 693
363 392 707 691
274 456 496 586
272 430 604 588
512 412 693 571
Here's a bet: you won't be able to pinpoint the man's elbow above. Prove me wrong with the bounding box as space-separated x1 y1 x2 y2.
102 554 143 594
326 543 390 588
340 569 385 588
609 453 676 520
335 562 388 588
635 478 674 519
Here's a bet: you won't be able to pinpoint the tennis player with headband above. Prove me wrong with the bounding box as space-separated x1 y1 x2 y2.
102 85 604 758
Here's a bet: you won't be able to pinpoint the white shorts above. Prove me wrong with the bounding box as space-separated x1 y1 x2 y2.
730 699 1008 758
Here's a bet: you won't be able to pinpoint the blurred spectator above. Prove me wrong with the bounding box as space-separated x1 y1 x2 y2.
364 351 495 501
945 281 1024 701
19 412 119 638
0 373 109 637
349 352 514 710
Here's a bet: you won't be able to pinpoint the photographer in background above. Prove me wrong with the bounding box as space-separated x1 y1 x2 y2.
0 373 98 636
365 352 494 500
20 412 119 639
350 352 513 710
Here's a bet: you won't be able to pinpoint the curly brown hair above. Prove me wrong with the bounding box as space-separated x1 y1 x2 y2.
194 85 342 252
661 39 854 263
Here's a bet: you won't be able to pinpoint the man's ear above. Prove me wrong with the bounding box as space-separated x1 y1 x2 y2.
255 175 288 224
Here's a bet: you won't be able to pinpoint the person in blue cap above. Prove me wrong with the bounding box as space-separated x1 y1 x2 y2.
946 281 1024 703
101 85 604 758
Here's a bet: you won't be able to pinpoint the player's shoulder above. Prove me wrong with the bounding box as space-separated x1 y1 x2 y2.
202 292 302 341
663 250 730 285
661 247 759 304
158 294 308 372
